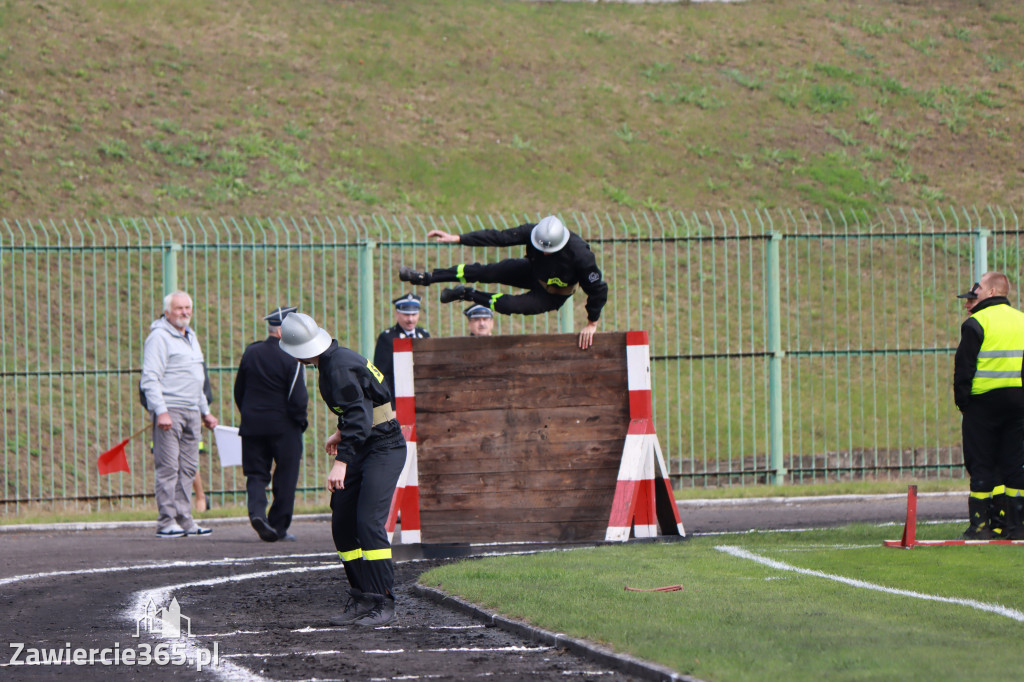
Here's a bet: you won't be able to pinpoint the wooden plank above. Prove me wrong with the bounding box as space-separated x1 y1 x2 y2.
413 386 627 413
420 506 613 525
412 368 626 395
419 467 620 495
420 520 610 544
418 411 628 448
418 488 616 511
417 445 623 474
410 332 629 357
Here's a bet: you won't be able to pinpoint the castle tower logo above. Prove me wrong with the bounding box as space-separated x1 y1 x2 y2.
133 598 192 639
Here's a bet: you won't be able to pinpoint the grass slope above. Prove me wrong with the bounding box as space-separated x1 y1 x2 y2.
1 0 1022 217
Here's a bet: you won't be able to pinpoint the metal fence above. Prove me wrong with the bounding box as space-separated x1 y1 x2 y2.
1 209 1019 514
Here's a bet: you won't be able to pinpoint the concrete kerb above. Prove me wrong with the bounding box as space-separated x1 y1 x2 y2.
0 512 332 533
413 583 705 682
0 492 964 533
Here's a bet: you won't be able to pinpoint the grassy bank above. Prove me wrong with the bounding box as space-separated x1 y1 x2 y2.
1 0 1022 217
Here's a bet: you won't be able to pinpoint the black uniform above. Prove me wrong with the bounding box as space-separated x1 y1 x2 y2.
234 336 308 536
317 340 406 600
427 223 608 321
373 324 429 403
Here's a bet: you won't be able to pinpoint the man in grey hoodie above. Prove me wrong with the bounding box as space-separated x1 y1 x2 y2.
141 291 219 538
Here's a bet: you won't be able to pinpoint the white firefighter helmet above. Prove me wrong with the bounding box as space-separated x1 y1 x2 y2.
278 312 331 359
530 216 570 254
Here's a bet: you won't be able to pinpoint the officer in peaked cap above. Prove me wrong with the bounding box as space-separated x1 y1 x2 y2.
234 305 309 543
373 293 430 405
464 304 494 337
264 305 299 327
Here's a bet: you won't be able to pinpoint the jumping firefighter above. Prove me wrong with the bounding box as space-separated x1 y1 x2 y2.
398 215 608 350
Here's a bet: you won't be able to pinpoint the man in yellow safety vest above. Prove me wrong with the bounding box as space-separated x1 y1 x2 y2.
953 271 1024 540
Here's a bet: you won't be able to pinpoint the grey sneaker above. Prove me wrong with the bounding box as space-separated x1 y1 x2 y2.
329 589 373 626
155 525 186 539
352 593 396 627
399 265 431 286
184 526 213 536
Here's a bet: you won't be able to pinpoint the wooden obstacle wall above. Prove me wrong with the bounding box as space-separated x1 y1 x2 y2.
406 332 632 544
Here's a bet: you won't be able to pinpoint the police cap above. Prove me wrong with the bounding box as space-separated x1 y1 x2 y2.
264 306 298 326
464 304 493 319
393 293 422 313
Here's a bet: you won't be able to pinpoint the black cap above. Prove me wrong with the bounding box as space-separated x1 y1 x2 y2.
393 293 422 313
264 306 298 326
957 283 980 300
464 304 493 319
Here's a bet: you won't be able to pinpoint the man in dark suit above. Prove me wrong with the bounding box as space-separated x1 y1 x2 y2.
234 306 309 542
373 293 430 404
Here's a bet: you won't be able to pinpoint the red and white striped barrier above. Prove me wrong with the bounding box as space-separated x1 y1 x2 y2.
386 337 421 544
605 331 685 542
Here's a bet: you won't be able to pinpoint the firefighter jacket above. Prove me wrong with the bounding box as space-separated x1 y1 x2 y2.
459 223 609 322
316 341 398 464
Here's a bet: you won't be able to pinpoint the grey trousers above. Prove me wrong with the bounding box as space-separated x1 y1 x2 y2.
153 408 201 531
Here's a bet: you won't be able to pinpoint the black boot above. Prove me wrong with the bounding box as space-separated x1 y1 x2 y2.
329 588 374 626
352 592 396 627
1000 495 1024 540
990 493 1008 537
399 265 431 286
440 285 471 304
963 496 995 540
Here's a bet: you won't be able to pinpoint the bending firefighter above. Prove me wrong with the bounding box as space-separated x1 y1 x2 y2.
278 312 406 626
953 272 1024 540
399 215 608 349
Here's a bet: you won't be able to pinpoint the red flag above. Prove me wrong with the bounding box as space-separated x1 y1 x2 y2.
97 438 131 475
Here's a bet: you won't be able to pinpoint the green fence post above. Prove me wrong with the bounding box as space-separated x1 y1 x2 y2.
163 240 181 296
974 228 990 282
558 298 574 334
359 240 376 359
767 232 786 485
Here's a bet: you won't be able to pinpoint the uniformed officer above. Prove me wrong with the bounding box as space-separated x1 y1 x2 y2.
373 293 430 403
953 272 1024 540
464 304 494 337
234 306 309 543
279 312 406 627
398 216 608 349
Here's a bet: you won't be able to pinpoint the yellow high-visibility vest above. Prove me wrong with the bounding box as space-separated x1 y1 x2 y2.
971 304 1024 394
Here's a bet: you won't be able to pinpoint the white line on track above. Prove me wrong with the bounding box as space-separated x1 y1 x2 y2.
0 552 337 588
716 545 1024 621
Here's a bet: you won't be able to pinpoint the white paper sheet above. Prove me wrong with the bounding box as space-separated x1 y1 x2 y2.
213 425 242 467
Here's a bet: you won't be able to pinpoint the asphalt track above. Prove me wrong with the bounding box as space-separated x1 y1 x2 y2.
0 492 965 681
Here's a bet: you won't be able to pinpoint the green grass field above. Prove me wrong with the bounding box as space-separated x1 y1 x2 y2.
421 522 1024 681
2 0 1023 216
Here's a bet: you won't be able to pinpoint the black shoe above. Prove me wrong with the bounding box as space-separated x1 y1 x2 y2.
329 589 373 626
352 593 396 627
399 265 431 286
251 516 279 542
440 285 468 304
